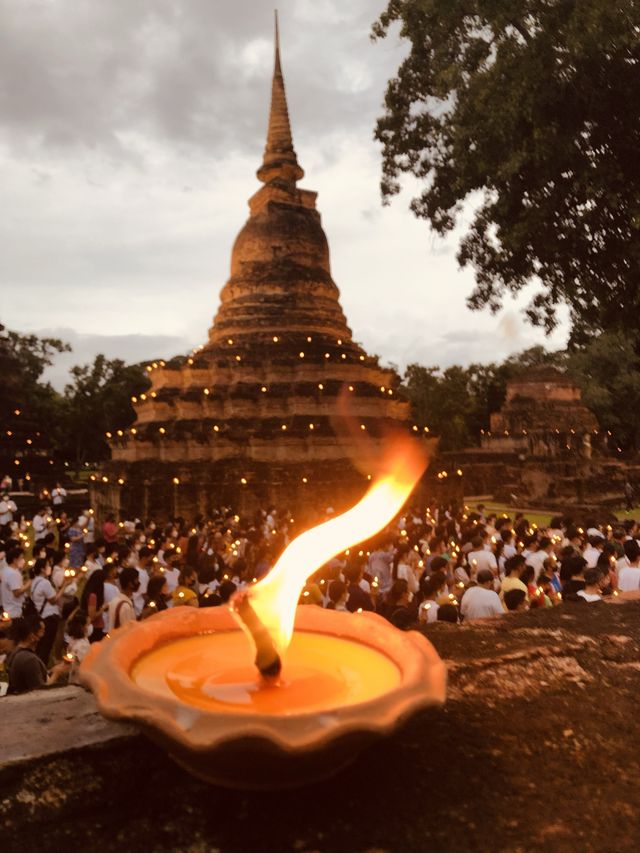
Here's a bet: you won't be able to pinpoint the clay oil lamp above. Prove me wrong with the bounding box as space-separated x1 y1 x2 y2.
80 438 446 789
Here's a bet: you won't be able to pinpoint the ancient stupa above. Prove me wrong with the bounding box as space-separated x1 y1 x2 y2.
99 18 423 519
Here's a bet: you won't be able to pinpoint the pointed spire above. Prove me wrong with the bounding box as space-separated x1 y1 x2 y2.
257 11 304 185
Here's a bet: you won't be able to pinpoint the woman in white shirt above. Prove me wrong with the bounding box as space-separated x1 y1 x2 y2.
30 557 72 665
393 543 422 596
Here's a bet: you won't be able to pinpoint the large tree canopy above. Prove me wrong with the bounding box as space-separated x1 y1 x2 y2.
373 0 640 343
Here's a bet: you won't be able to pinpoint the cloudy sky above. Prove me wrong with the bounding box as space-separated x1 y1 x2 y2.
0 0 568 389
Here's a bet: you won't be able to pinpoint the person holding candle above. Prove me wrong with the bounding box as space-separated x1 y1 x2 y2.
108 566 139 629
29 556 73 664
1 546 31 619
6 616 70 694
418 570 447 624
326 579 348 611
171 567 199 608
344 558 375 613
81 569 108 643
64 611 92 684
141 575 170 619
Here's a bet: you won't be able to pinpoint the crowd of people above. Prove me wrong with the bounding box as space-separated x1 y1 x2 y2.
1 487 637 696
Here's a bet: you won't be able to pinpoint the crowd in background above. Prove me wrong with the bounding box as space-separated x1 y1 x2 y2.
1 483 637 695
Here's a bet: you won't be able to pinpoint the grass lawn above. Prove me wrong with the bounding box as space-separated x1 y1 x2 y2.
466 500 640 528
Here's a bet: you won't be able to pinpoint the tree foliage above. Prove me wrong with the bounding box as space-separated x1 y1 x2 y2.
373 0 640 343
567 331 640 451
62 355 149 471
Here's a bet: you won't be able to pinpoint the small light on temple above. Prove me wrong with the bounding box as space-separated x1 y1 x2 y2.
318 383 324 390
359 355 365 361
235 355 241 362
188 358 194 365
307 336 312 342
299 352 305 358
227 338 234 345
105 431 112 439
380 386 385 392
412 425 418 432
261 386 267 392
360 424 366 430
348 385 354 392
388 389 393 395
424 426 429 432
118 478 125 485
240 477 247 485
302 477 308 483
281 424 287 430
204 388 210 395
172 477 180 485
159 427 166 434
272 336 279 342
308 423 314 430
131 396 137 403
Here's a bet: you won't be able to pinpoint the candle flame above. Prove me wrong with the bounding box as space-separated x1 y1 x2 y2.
234 437 427 656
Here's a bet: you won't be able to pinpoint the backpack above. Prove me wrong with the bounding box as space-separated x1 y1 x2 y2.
22 578 48 619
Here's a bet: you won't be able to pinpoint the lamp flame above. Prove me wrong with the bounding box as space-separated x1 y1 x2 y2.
232 437 427 658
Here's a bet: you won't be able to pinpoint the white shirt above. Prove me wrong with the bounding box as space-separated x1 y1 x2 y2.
577 590 602 602
103 581 120 630
618 565 640 592
467 550 498 575
460 586 504 620
0 499 17 525
525 550 548 580
133 567 149 616
163 566 180 593
32 514 47 540
419 600 439 623
51 487 67 505
1 565 26 618
397 562 420 595
583 546 602 569
31 576 59 619
107 592 136 631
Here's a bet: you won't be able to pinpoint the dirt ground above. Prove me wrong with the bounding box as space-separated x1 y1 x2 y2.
3 600 640 853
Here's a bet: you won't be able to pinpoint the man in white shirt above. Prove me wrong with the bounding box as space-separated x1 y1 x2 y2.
467 536 498 578
525 536 554 581
583 535 605 569
368 541 394 595
1 547 31 618
0 494 17 526
618 540 640 592
51 483 67 506
32 508 49 543
460 570 504 620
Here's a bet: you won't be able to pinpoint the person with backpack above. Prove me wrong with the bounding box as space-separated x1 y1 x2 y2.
107 567 139 631
29 556 73 664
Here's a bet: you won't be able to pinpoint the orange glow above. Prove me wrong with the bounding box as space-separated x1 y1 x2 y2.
235 437 427 656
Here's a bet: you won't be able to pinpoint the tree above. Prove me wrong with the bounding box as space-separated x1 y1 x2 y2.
403 363 478 450
567 331 640 451
373 1 640 344
0 325 69 481
62 355 150 472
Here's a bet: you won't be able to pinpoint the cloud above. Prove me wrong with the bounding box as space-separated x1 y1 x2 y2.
0 0 569 389
37 329 193 391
